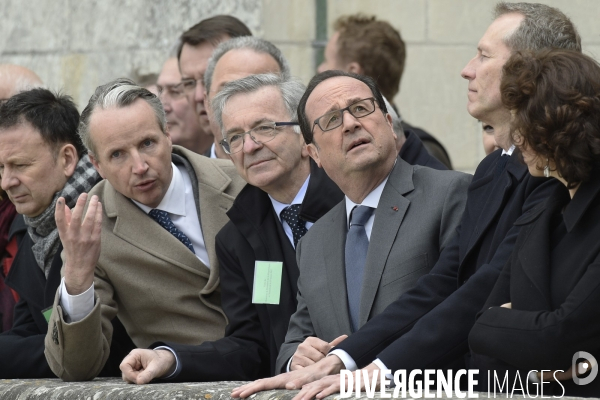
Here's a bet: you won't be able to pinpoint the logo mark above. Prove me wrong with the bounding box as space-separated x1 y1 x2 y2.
572 351 598 385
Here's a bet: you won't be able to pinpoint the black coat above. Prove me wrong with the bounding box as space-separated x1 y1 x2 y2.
0 215 134 379
469 172 600 397
161 161 343 381
399 129 448 171
335 149 560 371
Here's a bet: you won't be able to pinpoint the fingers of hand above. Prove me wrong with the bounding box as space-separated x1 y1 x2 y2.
329 335 348 348
70 193 89 227
300 337 332 357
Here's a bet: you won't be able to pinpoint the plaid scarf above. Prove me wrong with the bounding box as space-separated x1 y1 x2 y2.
24 154 100 278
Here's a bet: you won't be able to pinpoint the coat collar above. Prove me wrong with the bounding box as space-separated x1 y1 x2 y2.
563 169 600 232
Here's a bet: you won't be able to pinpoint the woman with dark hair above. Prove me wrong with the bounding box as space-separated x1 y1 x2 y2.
469 49 600 397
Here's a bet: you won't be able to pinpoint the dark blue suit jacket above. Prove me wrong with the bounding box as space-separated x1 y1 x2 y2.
399 129 447 171
335 149 560 371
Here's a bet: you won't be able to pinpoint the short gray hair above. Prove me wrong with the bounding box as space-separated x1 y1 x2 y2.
204 36 291 95
212 73 305 137
494 2 581 52
79 77 166 155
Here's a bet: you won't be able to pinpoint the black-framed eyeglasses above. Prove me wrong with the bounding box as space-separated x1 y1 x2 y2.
220 121 299 155
312 97 378 133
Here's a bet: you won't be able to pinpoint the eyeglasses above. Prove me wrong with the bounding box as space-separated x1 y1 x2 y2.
312 97 378 133
157 84 187 101
220 121 300 155
175 78 202 94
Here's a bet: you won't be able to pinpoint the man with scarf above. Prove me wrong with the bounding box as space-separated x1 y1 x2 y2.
0 88 134 378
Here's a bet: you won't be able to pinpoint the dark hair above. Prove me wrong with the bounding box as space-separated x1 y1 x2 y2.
334 14 405 101
178 15 252 59
501 49 600 187
0 88 86 157
298 70 388 145
494 2 581 53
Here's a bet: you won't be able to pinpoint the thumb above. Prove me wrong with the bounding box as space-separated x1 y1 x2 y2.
136 366 157 385
329 334 348 348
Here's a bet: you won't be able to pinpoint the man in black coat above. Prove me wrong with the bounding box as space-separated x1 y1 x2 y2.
0 89 134 378
230 4 581 398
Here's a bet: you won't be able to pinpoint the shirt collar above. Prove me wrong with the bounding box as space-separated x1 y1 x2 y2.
345 174 389 229
270 175 311 221
502 145 515 156
132 162 186 216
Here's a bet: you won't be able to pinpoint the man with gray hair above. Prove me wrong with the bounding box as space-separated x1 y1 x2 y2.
203 36 290 158
44 78 245 381
120 73 344 383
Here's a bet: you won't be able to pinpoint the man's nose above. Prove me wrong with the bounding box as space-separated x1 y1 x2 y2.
461 57 476 80
0 168 18 191
341 109 361 134
131 152 149 175
195 81 205 105
242 132 263 154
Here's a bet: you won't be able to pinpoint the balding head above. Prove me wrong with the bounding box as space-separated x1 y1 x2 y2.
0 64 44 101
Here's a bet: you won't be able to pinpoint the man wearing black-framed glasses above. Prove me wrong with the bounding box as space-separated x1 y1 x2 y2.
232 70 471 399
119 73 344 383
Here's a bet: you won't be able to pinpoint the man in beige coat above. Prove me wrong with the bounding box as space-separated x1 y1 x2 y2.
44 78 245 381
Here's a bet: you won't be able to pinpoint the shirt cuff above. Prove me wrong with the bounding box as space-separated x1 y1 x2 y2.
286 356 293 372
59 277 94 323
373 358 394 380
154 346 181 379
329 349 358 371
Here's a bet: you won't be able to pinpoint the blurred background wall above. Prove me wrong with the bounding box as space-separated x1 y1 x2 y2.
1 0 598 172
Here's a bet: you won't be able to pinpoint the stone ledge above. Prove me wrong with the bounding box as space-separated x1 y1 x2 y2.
0 378 592 400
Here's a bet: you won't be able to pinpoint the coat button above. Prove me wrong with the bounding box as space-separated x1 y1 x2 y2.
52 323 59 345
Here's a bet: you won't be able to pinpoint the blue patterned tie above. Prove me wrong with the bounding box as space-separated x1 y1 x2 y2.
280 204 308 247
148 209 195 253
345 205 374 332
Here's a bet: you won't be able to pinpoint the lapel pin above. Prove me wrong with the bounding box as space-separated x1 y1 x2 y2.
392 206 398 211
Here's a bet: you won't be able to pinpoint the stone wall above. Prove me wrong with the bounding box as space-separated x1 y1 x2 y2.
1 0 598 172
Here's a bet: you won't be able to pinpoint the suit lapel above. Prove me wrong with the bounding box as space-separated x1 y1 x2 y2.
227 184 298 346
464 153 526 259
359 158 413 326
175 147 236 293
322 202 353 333
104 181 208 278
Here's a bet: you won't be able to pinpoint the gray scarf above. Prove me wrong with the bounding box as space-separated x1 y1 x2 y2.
24 154 100 278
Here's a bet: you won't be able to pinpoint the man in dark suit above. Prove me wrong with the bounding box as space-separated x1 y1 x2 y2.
118 73 344 383
232 69 471 398
234 4 580 399
0 88 134 378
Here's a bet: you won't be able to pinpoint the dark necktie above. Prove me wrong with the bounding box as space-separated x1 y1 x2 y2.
280 204 308 247
495 154 510 178
345 205 374 332
148 209 195 253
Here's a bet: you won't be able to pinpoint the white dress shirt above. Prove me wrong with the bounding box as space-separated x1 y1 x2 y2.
269 175 313 249
60 162 209 322
503 145 515 156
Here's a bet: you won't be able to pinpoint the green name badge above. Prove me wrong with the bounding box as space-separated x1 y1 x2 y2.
252 261 283 305
42 306 53 323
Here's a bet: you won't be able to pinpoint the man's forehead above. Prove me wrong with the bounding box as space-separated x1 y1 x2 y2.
223 86 287 127
480 13 524 51
212 49 280 91
307 76 372 112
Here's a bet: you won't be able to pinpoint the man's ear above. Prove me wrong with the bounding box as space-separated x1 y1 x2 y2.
346 62 363 75
59 144 79 177
89 153 105 179
306 143 322 167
